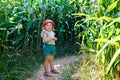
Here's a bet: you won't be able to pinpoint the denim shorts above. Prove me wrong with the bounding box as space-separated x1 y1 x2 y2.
43 43 56 55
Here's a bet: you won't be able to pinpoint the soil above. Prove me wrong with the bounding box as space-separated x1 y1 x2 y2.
27 55 79 80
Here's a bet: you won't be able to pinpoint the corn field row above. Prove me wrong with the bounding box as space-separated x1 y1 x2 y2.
0 0 120 80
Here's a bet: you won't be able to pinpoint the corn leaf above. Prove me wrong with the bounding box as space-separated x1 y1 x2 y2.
104 17 120 29
95 39 109 43
97 0 103 4
107 25 114 38
106 48 120 74
96 36 120 57
99 16 114 22
84 17 98 23
72 13 90 17
106 0 119 13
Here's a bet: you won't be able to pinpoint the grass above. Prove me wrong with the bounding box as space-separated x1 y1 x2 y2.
0 51 44 80
61 53 104 80
61 53 120 80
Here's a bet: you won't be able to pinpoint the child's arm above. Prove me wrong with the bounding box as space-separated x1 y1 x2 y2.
43 32 57 42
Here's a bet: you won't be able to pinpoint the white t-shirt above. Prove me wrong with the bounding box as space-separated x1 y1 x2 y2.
41 30 55 45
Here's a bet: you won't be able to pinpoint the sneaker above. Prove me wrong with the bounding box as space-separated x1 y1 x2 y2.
51 69 60 74
44 71 52 77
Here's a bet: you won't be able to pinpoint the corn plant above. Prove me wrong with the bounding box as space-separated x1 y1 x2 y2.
73 0 120 79
0 0 83 79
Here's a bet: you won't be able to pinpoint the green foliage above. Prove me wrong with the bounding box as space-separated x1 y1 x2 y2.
73 0 120 79
0 0 82 79
0 52 44 80
0 0 120 79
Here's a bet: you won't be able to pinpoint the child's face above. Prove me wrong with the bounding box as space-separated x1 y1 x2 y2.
45 23 53 32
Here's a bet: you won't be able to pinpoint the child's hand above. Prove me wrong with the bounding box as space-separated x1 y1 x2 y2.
54 37 57 40
52 37 57 41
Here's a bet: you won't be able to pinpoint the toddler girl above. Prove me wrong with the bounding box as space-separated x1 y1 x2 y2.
41 19 59 77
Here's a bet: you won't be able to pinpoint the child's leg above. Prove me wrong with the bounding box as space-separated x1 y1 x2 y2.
44 55 53 76
44 55 49 71
49 55 59 74
49 55 54 70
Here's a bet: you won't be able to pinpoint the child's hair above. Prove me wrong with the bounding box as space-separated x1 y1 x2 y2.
42 19 55 29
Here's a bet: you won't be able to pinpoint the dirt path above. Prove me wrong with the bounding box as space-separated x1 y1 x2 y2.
27 55 79 80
